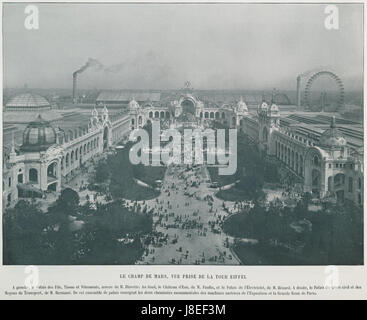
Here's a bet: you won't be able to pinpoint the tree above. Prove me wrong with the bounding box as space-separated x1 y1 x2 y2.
3 200 51 264
57 188 80 213
47 187 80 229
264 161 280 183
238 174 264 198
94 160 110 183
108 146 135 199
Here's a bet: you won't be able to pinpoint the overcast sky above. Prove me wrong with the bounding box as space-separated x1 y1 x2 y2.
3 3 364 91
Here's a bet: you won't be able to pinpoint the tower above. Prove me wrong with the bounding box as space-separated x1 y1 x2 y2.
296 76 301 108
257 90 280 156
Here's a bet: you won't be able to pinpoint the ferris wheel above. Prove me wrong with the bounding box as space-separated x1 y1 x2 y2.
304 71 344 111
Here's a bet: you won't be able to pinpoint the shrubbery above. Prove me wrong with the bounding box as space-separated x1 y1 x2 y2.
223 197 363 265
3 188 153 265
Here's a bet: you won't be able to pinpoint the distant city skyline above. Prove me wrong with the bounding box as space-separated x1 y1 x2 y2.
3 3 364 91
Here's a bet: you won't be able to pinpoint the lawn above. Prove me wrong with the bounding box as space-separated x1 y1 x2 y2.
216 185 264 202
123 183 161 201
92 142 164 201
133 164 166 187
207 166 238 187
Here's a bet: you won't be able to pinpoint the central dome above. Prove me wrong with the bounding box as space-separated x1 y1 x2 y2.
319 117 346 149
129 98 140 112
21 115 57 152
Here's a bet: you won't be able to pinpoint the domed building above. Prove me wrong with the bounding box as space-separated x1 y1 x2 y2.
257 100 269 116
6 93 51 111
3 94 132 206
21 115 57 152
128 98 140 113
268 102 280 117
2 86 363 208
302 117 352 202
236 97 249 115
4 93 62 123
239 93 363 205
319 117 347 149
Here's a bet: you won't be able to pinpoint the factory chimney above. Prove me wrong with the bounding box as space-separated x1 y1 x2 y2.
72 72 77 103
296 76 301 108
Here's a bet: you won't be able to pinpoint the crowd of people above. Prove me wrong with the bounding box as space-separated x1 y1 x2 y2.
124 163 238 265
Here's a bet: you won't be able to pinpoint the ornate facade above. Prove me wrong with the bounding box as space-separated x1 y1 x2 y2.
241 100 364 205
3 98 131 206
3 91 364 207
128 92 249 130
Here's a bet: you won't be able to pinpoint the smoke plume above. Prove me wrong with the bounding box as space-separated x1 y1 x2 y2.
73 58 125 75
73 58 103 75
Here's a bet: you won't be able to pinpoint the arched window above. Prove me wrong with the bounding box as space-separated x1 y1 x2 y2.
312 169 321 189
160 111 165 118
328 176 332 191
154 111 159 118
348 177 353 192
313 155 319 166
47 162 57 178
295 152 299 172
280 144 283 158
334 173 345 187
66 154 70 167
299 155 303 176
358 177 362 189
284 146 287 163
149 111 153 118
29 168 38 183
221 112 225 119
278 143 281 158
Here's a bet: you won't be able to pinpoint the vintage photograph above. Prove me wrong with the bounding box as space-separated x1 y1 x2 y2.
2 2 364 266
